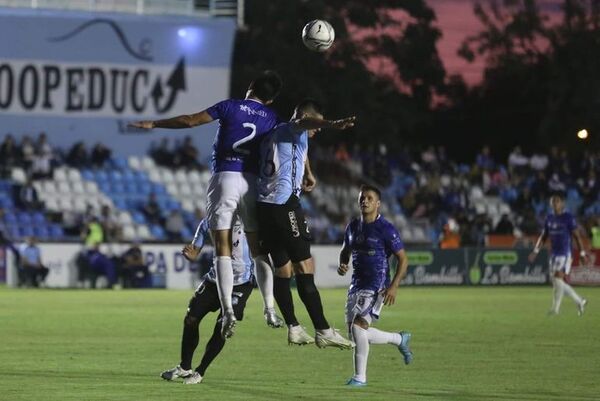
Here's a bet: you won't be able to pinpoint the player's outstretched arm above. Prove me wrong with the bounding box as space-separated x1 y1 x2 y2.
182 219 209 261
293 116 356 132
528 230 547 263
383 249 408 306
129 110 214 130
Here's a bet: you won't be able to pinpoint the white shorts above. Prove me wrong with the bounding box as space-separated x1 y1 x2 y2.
345 289 385 325
550 254 572 275
206 171 258 232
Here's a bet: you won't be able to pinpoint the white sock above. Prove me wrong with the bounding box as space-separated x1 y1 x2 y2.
367 327 402 346
559 278 583 305
351 324 369 383
551 277 564 313
253 255 275 309
215 256 233 312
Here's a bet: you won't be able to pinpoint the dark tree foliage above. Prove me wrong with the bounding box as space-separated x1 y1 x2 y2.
230 0 447 150
442 0 600 159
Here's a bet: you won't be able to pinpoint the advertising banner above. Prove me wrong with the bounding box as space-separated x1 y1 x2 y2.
465 248 549 285
0 8 235 156
568 249 600 286
401 250 467 285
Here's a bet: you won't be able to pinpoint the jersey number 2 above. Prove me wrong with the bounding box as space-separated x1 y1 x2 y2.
232 123 257 155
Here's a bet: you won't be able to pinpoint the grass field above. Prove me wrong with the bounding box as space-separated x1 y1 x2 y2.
1 286 599 401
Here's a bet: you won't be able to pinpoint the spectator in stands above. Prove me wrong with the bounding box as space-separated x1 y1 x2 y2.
175 135 201 169
494 214 515 235
373 144 391 187
90 143 112 168
518 209 540 236
17 177 41 210
0 134 21 176
86 243 117 288
66 142 89 168
119 242 150 288
530 152 549 172
149 138 173 167
18 236 49 287
334 143 350 162
30 134 54 179
20 135 35 171
99 205 121 242
476 145 495 171
82 216 104 247
165 209 184 242
439 218 461 249
143 193 162 225
508 146 529 174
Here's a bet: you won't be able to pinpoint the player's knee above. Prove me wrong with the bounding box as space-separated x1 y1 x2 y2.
296 274 318 296
352 316 369 330
184 315 199 328
554 271 565 279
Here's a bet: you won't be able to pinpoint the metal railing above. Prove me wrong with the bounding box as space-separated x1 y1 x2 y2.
0 0 243 24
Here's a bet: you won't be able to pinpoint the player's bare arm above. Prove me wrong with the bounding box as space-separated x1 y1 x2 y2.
302 157 317 192
337 243 351 276
292 116 356 131
572 228 589 265
382 249 408 306
182 243 202 262
528 230 547 263
129 110 214 129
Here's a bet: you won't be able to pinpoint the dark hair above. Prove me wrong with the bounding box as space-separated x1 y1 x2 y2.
550 192 565 201
248 70 282 103
294 98 323 117
360 184 381 199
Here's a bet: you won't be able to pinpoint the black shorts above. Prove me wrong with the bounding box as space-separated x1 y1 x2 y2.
257 195 312 268
186 279 253 321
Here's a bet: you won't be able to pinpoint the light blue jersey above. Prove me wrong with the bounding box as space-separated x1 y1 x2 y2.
257 122 308 204
192 218 254 285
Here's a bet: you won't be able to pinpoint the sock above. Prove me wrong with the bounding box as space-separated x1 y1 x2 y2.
196 319 226 376
559 278 583 305
215 256 233 312
180 319 200 371
253 255 275 310
295 274 329 330
552 277 564 312
367 327 402 346
273 276 299 326
351 324 369 383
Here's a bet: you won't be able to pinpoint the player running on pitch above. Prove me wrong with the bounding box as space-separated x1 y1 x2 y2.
338 185 413 387
257 99 355 349
130 71 284 338
161 218 254 385
529 193 589 316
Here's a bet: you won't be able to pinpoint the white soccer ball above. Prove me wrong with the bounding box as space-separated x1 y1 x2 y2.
302 20 335 52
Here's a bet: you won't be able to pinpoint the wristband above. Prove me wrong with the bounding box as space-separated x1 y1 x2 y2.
580 250 586 257
533 248 540 254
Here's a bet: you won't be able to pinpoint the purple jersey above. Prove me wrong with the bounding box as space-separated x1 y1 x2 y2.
544 212 576 256
344 215 404 294
206 99 280 174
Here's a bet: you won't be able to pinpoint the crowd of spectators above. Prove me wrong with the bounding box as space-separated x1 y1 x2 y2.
148 136 206 170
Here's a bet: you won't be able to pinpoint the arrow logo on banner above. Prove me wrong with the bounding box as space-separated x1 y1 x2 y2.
151 57 186 114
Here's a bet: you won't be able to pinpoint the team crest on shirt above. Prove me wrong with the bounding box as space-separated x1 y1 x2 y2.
356 234 364 244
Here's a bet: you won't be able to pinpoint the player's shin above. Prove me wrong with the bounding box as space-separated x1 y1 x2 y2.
296 273 329 330
215 256 234 312
560 278 583 304
551 277 564 313
367 327 402 346
273 276 299 326
351 323 369 383
253 255 275 309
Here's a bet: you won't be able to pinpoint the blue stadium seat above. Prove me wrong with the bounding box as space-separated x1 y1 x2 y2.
99 182 111 194
152 184 166 195
125 183 137 194
111 157 128 170
133 171 148 182
111 182 125 194
4 212 17 224
138 182 152 195
32 212 46 224
19 226 34 238
49 225 64 238
34 226 50 239
109 170 123 182
132 211 146 224
17 212 32 225
81 169 94 181
122 170 136 183
8 226 20 239
95 170 109 183
150 225 166 240
0 198 14 208
167 200 181 211
113 198 127 210
181 226 192 239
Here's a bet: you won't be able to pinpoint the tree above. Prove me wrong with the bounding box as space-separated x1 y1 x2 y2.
230 0 447 150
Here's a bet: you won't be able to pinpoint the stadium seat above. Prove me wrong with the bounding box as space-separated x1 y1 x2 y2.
4 212 17 224
131 211 147 224
110 170 123 182
152 184 166 195
43 181 57 194
182 199 194 212
81 169 94 181
0 197 13 209
71 182 85 194
118 211 133 225
128 156 141 170
73 198 87 213
67 168 82 182
49 225 64 238
57 181 70 193
188 170 201 183
148 169 161 182
113 198 127 210
122 225 136 241
112 157 128 170
53 168 68 182
19 226 34 238
17 212 32 225
150 225 166 240
111 183 125 194
58 198 73 211
45 198 59 212
95 170 109 183
141 156 156 170
125 183 137 194
84 181 99 194
136 225 152 240
175 170 188 183
32 212 46 224
11 168 27 183
34 226 50 239
161 169 175 183
178 183 192 196
137 182 152 195
166 183 178 195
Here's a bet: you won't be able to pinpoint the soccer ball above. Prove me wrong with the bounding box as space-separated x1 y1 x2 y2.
302 20 335 52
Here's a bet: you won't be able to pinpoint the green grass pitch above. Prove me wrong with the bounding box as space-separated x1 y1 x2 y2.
1 286 598 401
